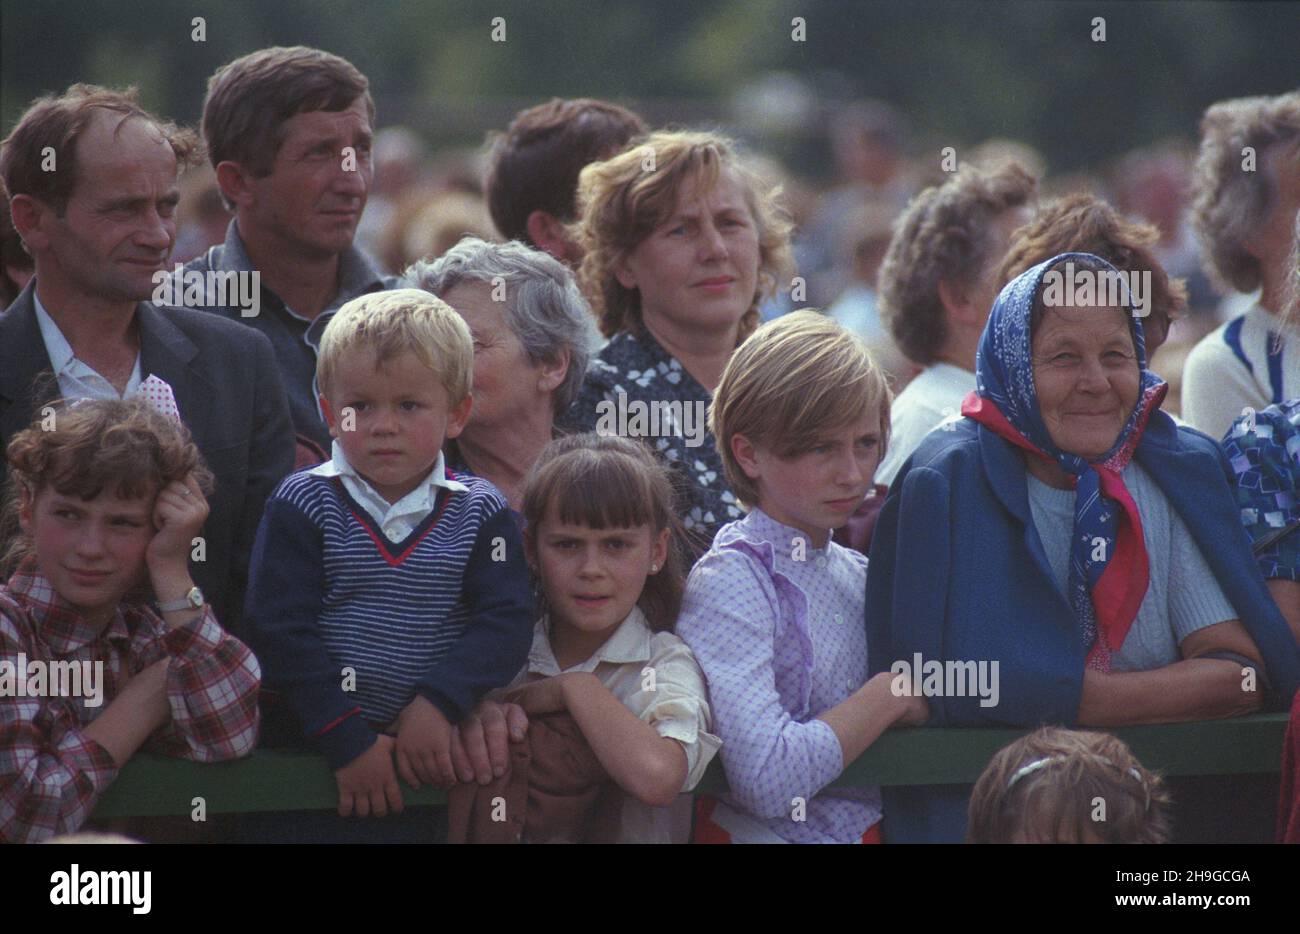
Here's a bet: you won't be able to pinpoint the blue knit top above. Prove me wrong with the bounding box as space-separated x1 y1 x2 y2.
246 469 534 768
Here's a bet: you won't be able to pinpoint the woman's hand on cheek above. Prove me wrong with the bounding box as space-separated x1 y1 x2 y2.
145 473 209 577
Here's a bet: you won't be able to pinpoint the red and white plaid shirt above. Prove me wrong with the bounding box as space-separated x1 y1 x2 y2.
0 560 260 843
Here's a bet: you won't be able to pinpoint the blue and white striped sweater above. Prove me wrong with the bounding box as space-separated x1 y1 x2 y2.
247 468 535 768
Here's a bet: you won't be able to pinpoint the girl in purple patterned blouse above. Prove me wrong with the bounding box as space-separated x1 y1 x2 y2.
678 311 928 843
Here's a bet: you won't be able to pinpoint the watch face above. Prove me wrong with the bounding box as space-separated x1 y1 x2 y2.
187 587 204 609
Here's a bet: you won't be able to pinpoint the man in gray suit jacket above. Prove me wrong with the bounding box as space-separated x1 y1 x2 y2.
0 84 293 635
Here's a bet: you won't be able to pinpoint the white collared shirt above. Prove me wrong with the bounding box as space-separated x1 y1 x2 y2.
308 441 468 542
34 293 142 400
507 606 722 844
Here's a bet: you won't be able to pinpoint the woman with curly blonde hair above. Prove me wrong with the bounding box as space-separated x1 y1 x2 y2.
561 130 794 555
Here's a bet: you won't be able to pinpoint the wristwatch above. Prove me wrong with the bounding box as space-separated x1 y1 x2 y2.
157 586 205 613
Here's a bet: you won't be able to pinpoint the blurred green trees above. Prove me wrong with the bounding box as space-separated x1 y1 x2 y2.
2 0 1296 175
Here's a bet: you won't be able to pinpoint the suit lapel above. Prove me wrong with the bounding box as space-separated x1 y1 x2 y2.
1 291 218 446
137 303 216 446
0 283 59 440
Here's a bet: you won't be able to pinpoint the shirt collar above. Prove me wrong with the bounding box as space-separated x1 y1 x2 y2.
333 244 389 309
309 441 469 494
929 362 977 389
33 292 142 395
220 220 388 307
32 292 77 375
527 605 654 675
739 507 830 565
7 559 135 653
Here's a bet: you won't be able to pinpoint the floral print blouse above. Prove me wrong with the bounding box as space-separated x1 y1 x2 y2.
560 328 743 560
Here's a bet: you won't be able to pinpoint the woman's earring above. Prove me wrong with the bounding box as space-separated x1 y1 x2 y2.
650 563 659 572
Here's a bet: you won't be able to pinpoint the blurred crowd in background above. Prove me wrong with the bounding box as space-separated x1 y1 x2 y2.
0 95 1242 415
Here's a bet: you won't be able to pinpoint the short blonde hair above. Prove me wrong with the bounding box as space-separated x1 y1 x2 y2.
709 309 891 509
316 288 473 402
573 129 794 340
1191 91 1300 294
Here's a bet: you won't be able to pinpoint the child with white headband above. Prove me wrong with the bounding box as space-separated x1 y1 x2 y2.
967 726 1170 843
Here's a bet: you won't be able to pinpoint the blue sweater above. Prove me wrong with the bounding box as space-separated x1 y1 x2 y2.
864 411 1300 842
246 470 534 769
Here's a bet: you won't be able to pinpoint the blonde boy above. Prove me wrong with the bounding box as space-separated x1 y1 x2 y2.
677 310 928 843
246 289 533 826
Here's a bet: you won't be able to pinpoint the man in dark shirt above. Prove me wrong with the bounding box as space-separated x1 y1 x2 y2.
184 46 399 463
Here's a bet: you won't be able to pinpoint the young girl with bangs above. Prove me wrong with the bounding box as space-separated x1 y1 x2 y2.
504 432 720 843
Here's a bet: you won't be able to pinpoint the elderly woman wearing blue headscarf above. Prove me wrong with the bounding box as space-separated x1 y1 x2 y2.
864 252 1300 843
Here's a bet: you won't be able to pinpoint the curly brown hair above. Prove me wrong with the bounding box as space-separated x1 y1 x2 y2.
967 727 1171 844
998 194 1187 352
878 161 1036 366
572 130 794 341
1 398 212 576
1191 91 1300 294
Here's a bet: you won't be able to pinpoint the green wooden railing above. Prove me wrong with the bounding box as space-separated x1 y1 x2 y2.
91 713 1290 818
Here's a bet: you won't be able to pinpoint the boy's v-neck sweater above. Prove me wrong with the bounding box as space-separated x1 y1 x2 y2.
246 468 534 768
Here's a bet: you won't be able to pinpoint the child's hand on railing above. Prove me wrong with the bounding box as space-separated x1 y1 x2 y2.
394 695 456 788
450 699 528 785
334 734 403 818
897 693 931 727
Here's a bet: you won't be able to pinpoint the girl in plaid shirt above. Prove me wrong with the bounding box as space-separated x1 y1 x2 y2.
0 399 260 843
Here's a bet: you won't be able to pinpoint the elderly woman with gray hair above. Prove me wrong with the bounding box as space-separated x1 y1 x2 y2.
407 236 596 509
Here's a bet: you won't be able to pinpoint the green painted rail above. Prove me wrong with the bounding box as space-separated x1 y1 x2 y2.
90 713 1290 819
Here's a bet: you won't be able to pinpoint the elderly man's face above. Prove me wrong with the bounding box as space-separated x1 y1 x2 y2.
39 113 178 302
1031 304 1140 461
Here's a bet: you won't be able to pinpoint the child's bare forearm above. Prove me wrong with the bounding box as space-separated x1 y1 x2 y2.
561 673 687 808
817 671 919 767
82 662 170 765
